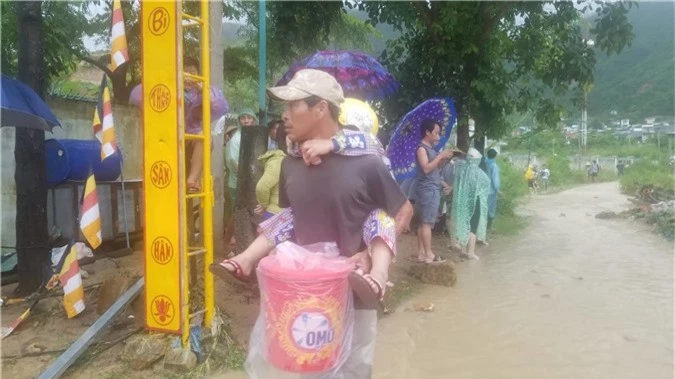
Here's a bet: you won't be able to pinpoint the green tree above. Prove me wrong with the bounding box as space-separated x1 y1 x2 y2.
1 1 94 84
357 1 635 151
224 1 380 113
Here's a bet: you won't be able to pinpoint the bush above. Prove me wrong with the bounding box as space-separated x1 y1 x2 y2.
496 156 528 217
540 153 575 187
619 159 674 196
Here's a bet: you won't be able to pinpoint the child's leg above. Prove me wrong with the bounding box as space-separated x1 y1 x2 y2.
187 140 203 189
369 238 392 294
217 234 274 276
219 209 295 277
362 209 396 259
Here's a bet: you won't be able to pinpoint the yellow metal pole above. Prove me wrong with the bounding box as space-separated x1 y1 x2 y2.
177 0 190 349
200 0 214 328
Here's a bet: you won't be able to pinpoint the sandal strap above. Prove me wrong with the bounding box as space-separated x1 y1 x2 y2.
221 259 243 276
364 274 384 300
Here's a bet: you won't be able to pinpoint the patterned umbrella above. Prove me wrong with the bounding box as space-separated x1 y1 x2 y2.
276 50 399 100
386 98 457 182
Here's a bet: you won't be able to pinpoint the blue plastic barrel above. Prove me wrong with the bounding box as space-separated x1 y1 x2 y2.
45 139 123 187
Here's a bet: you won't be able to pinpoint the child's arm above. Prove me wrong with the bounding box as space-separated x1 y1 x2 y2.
258 206 400 261
209 87 228 120
288 129 384 163
363 209 397 257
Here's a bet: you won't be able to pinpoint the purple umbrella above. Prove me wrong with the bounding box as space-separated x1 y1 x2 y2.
276 50 399 100
386 98 457 182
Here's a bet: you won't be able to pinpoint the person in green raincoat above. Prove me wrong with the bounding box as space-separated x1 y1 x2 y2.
451 147 491 260
224 108 258 207
254 123 288 221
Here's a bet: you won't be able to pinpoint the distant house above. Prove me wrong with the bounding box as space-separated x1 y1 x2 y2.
644 117 656 125
642 124 655 139
620 119 630 127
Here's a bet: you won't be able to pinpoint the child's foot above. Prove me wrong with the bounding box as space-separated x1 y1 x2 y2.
210 256 255 284
349 270 386 313
187 180 200 193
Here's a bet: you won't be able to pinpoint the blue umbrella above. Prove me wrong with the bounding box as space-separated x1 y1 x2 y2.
1 75 60 131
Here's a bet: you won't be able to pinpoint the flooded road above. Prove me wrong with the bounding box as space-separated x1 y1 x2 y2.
374 182 673 379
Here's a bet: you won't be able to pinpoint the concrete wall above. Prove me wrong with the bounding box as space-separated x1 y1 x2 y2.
1 96 143 247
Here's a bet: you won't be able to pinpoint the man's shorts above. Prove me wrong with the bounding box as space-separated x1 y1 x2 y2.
414 188 440 224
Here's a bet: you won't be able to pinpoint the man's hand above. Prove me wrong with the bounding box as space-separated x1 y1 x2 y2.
300 139 333 166
254 204 265 215
347 250 372 274
443 184 453 196
439 150 453 160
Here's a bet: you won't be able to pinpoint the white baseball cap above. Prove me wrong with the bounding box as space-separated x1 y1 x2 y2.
267 69 345 107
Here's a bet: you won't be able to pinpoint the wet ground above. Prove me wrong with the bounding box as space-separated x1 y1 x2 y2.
373 182 673 379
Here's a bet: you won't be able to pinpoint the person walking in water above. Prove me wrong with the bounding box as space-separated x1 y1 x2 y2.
413 119 452 263
452 148 491 260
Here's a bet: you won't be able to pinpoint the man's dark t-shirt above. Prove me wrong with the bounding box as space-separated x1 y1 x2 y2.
279 154 407 257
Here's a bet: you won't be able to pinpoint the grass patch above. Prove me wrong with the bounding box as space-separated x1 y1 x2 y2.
488 156 529 237
224 342 246 371
619 159 674 196
492 213 528 236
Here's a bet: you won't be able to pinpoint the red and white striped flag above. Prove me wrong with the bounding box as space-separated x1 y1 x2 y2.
80 174 102 249
110 0 128 72
59 245 85 318
92 74 118 160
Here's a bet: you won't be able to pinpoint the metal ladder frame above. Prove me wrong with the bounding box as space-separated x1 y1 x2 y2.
178 0 214 348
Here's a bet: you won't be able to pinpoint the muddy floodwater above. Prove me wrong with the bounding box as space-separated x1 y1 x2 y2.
374 182 673 379
216 182 672 379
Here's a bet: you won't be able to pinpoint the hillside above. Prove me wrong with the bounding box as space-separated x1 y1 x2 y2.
588 2 675 121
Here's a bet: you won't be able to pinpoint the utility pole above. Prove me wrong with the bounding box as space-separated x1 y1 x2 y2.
15 0 49 296
258 0 267 123
210 0 226 258
581 88 588 153
657 127 662 162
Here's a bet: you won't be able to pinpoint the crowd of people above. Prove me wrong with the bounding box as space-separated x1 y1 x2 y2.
166 62 508 377
406 120 502 262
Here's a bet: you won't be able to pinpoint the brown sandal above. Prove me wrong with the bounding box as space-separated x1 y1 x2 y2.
209 260 253 284
348 272 384 313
